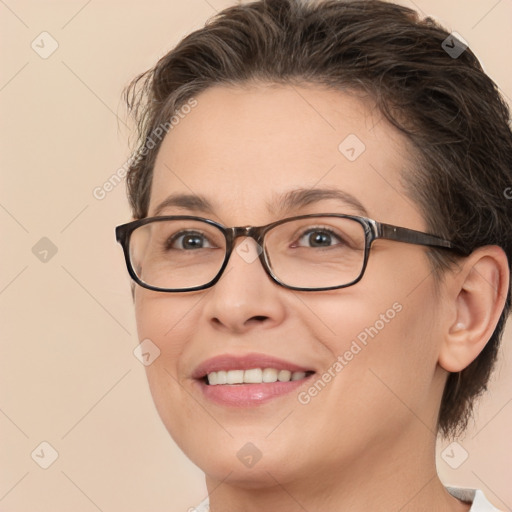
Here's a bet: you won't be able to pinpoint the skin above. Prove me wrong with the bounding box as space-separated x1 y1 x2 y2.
133 83 509 512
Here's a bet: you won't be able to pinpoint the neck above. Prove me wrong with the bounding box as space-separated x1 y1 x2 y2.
204 425 470 512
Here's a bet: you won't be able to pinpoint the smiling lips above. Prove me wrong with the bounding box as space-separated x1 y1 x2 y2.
207 368 308 385
193 353 315 407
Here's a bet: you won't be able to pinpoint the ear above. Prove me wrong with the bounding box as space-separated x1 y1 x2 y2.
438 245 510 372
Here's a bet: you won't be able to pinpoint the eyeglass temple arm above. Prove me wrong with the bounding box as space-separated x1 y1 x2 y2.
376 222 469 254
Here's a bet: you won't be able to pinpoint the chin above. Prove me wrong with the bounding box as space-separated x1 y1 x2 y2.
172 428 302 485
200 456 292 489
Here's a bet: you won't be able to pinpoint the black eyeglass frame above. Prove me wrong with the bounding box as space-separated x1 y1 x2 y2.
115 214 469 293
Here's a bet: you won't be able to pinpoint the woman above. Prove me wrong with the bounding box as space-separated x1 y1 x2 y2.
116 1 512 510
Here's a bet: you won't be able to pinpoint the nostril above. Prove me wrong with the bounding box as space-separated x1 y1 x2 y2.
249 315 269 322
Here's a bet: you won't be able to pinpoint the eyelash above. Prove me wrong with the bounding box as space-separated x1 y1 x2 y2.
166 226 346 250
293 227 345 247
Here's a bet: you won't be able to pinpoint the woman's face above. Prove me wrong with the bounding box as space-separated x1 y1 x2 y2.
134 84 448 487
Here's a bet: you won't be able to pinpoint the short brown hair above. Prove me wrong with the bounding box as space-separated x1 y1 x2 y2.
123 0 512 437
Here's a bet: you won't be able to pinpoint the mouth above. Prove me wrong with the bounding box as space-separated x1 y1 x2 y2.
192 353 316 407
203 368 315 385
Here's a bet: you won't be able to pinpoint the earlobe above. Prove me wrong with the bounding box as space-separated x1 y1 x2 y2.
438 245 509 373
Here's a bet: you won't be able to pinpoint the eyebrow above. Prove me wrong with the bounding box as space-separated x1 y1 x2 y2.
151 188 369 218
153 193 215 217
269 188 369 217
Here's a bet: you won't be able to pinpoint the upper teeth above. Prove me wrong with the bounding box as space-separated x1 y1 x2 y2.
207 368 308 385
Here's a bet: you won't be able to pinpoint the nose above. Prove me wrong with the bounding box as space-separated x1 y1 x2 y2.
202 237 287 334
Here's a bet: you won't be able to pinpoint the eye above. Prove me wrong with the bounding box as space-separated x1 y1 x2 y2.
167 231 215 250
295 228 344 248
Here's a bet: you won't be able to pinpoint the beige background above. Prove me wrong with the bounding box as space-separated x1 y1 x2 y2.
1 1 511 511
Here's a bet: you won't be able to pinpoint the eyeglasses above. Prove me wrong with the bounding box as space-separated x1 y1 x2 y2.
115 214 468 292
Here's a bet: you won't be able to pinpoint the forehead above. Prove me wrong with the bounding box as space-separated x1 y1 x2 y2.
150 83 424 229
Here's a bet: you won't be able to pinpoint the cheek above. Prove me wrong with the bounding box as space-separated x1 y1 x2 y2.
293 300 439 469
133 290 200 428
134 289 198 355
353 244 442 366
301 256 442 425
362 296 442 433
